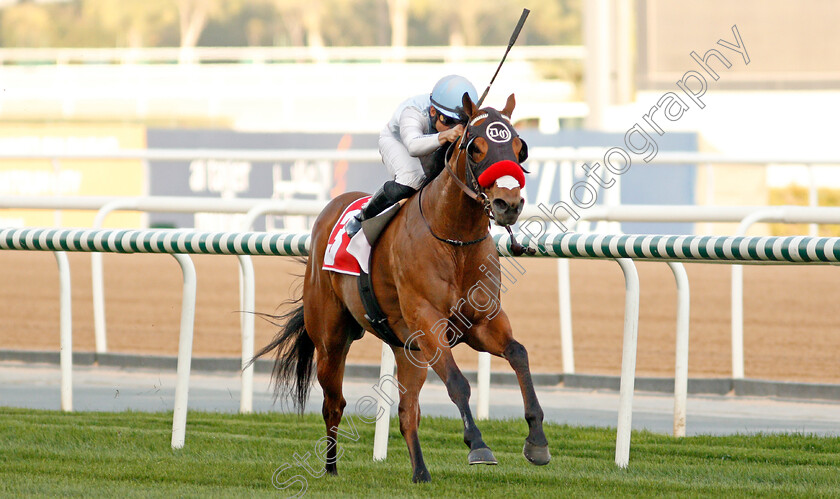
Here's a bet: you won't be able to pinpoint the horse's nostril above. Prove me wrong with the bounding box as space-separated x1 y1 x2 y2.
492 199 509 212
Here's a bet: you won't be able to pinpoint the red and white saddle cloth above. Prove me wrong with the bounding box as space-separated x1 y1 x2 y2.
322 196 373 276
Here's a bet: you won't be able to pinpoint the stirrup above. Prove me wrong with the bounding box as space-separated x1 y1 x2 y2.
345 215 363 238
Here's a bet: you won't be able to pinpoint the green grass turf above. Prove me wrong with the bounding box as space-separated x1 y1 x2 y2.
1 408 839 498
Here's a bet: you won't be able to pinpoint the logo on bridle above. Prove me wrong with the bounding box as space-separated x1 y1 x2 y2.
486 122 512 143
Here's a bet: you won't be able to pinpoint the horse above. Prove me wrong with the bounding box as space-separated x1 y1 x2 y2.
254 92 550 483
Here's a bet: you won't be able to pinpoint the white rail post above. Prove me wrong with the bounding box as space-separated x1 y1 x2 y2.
476 352 491 420
557 258 575 374
731 209 782 380
614 258 640 469
730 264 745 380
667 262 690 438
171 253 197 450
240 203 283 413
237 255 255 414
55 251 73 412
372 343 396 461
91 200 136 354
90 251 108 353
557 159 575 374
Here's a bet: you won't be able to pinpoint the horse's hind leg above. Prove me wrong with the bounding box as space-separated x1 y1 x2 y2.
306 295 358 476
314 336 352 475
393 347 431 483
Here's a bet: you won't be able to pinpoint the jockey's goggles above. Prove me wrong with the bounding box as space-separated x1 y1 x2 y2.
437 112 462 127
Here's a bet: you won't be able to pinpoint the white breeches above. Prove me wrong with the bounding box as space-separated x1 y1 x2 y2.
378 132 426 189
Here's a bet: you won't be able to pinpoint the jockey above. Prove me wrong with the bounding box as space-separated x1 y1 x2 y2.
345 74 478 237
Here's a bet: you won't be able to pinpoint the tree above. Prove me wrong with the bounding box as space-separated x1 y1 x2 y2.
82 0 176 48
387 0 408 48
318 0 384 46
266 0 326 48
175 0 242 58
177 0 211 52
409 0 580 46
0 3 56 47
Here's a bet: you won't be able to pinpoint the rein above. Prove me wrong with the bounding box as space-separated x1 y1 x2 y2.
417 185 489 247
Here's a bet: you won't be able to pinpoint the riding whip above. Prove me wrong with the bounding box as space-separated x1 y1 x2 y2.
476 8 530 108
455 8 536 257
483 8 536 257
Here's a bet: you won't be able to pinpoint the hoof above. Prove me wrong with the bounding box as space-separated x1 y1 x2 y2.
412 469 432 483
523 441 551 466
468 447 498 465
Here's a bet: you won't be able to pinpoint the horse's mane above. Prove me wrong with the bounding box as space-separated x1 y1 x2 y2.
419 143 450 189
420 108 475 189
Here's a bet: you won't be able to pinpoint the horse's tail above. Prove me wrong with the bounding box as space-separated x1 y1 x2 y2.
250 296 315 413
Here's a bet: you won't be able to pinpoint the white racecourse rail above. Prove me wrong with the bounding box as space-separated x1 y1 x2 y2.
0 194 326 416
7 195 837 408
4 228 840 467
542 205 840 381
2 144 837 382
0 228 309 449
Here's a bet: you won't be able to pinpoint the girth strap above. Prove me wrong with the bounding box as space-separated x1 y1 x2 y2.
357 265 419 351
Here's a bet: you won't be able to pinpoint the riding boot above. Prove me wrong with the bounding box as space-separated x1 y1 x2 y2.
345 181 415 238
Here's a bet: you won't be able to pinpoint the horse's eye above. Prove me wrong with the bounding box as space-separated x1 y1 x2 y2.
467 140 483 159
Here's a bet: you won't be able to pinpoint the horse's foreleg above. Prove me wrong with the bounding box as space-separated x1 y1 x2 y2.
393 347 431 482
469 311 550 465
406 308 496 465
504 340 550 465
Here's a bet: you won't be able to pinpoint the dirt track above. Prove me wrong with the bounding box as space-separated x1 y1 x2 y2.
2 251 839 383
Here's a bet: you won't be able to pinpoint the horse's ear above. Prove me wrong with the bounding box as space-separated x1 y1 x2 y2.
502 93 516 119
462 92 477 117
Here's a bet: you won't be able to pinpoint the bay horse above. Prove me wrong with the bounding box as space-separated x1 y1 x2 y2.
254 93 550 483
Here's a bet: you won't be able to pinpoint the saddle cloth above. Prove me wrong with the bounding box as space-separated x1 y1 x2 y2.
322 196 371 276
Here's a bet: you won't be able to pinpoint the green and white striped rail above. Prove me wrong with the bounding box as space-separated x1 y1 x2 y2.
5 226 840 465
494 232 840 263
0 226 309 450
5 227 840 263
0 228 310 256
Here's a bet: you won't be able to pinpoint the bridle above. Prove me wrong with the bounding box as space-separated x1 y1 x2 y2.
419 108 535 255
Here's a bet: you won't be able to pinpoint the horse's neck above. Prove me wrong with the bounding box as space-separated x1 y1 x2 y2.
422 157 487 241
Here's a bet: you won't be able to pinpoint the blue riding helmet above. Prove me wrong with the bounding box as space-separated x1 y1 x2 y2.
430 75 478 120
